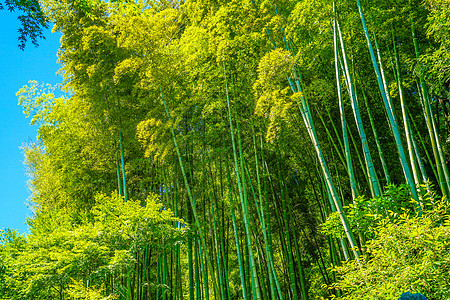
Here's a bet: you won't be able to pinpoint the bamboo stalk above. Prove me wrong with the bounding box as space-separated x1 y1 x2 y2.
119 131 128 202
336 13 380 197
289 69 360 259
226 160 248 300
161 89 220 299
225 65 262 300
360 88 391 185
410 7 449 196
275 150 299 300
333 4 357 200
261 143 284 300
356 0 420 208
392 37 421 187
253 132 281 300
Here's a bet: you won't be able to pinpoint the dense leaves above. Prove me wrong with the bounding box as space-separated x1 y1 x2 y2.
4 0 450 298
1 193 185 299
332 192 450 299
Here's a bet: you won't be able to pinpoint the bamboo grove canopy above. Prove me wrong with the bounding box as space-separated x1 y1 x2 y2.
2 0 450 299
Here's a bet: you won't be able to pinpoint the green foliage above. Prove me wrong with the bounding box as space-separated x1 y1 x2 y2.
10 0 450 298
66 279 118 300
254 48 296 142
322 184 429 240
0 0 48 49
421 0 450 101
0 229 27 298
17 80 63 126
331 193 450 299
1 192 185 299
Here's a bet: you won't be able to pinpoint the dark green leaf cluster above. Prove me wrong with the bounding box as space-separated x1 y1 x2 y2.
1 0 48 49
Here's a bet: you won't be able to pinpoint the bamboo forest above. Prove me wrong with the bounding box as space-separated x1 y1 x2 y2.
1 0 450 299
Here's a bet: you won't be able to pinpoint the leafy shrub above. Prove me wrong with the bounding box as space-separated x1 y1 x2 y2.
322 184 431 240
329 189 450 299
1 192 186 299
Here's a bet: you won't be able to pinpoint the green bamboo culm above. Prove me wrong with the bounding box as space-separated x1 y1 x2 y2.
336 10 380 198
209 192 226 300
277 150 309 300
360 88 391 185
173 159 182 300
406 112 428 183
119 131 128 202
333 2 357 200
194 237 201 300
288 66 360 259
226 160 248 300
373 34 396 133
160 88 220 299
275 150 299 300
126 268 132 300
224 66 262 300
392 36 421 187
187 204 194 300
410 3 450 197
115 146 123 196
283 41 357 262
198 238 209 300
260 137 284 300
212 157 232 300
163 249 168 300
409 106 438 182
289 209 309 300
355 0 420 211
326 108 347 165
252 129 282 300
316 109 347 172
265 19 359 259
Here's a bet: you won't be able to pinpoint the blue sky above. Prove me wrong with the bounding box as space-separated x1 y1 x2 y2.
0 11 62 233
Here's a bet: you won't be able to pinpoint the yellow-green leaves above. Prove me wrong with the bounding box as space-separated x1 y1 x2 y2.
2 192 185 298
332 198 450 299
254 48 295 142
137 118 174 161
114 7 181 85
17 80 64 126
92 192 185 247
255 48 294 90
67 278 119 300
178 26 209 73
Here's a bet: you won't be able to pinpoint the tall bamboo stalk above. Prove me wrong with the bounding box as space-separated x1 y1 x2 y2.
334 3 357 200
410 5 449 197
161 89 220 298
275 151 299 300
265 18 359 259
360 88 391 185
391 37 421 187
261 140 284 300
119 131 128 202
337 19 380 198
252 131 282 300
356 0 420 208
198 239 209 300
288 69 360 259
225 72 262 300
226 160 248 300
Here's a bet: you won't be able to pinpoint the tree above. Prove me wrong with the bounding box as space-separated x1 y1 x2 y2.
11 0 450 298
1 0 48 49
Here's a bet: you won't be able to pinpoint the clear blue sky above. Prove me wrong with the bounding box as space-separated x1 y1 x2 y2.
0 11 62 234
